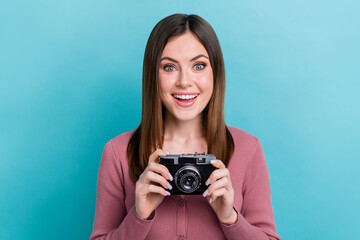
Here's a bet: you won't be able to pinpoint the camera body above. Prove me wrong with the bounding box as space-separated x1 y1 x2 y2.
159 153 216 195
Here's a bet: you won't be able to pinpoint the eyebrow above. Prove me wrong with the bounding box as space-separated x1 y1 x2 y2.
160 54 209 63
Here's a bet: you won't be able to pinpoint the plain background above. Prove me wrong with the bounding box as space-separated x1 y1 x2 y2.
1 0 359 239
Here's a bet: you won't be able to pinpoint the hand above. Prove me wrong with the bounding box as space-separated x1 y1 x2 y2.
135 149 173 220
203 159 238 225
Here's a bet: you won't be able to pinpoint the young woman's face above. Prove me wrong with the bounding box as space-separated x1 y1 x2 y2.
158 32 214 122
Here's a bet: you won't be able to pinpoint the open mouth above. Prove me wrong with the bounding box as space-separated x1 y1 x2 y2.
171 93 199 108
172 94 199 102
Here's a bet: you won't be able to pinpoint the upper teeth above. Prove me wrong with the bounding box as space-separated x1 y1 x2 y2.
173 94 198 100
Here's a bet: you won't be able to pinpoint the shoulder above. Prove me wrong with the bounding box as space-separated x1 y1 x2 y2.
227 126 260 149
108 130 134 148
102 130 135 162
226 126 262 174
99 130 135 181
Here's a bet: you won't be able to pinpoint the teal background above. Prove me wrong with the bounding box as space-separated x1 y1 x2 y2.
1 0 359 239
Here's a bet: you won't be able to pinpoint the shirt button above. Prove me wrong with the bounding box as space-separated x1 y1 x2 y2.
178 199 185 207
178 235 185 240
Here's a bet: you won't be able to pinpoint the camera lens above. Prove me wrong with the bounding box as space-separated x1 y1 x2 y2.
175 166 201 193
181 173 197 190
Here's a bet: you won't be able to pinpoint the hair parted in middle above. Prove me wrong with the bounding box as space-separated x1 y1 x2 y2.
127 13 234 182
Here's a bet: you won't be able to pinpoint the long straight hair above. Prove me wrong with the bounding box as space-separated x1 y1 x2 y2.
127 14 234 182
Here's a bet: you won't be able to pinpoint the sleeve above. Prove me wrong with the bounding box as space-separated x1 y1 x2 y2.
220 139 281 240
90 141 154 240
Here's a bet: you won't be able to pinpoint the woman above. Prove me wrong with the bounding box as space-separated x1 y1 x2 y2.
90 14 281 240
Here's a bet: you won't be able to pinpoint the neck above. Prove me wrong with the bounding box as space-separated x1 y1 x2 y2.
163 113 204 142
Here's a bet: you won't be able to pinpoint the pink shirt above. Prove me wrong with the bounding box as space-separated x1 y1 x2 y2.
90 127 281 240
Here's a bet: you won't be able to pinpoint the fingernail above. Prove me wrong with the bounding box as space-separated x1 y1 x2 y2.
210 160 217 164
166 182 173 190
165 191 171 196
209 198 212 204
205 178 210 186
202 189 208 197
168 173 173 181
164 150 170 155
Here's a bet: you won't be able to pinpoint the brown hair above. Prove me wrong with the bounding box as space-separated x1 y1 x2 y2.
127 13 234 182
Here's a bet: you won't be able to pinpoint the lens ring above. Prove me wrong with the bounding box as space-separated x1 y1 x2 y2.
174 166 201 193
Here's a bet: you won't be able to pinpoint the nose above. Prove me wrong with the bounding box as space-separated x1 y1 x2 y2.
176 69 192 88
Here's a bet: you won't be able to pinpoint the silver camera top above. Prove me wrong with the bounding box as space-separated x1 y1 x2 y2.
160 152 216 165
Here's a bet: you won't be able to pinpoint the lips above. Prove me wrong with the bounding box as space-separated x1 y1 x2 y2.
171 93 199 107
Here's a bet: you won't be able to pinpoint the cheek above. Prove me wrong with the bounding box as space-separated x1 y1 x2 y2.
159 71 179 91
198 71 214 95
158 76 173 100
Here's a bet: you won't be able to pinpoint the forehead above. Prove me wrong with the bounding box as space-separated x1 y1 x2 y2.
161 32 209 59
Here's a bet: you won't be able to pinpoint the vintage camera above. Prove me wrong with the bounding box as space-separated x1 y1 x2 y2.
159 152 216 195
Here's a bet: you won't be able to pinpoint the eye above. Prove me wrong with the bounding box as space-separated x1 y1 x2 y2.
194 63 206 70
163 65 176 72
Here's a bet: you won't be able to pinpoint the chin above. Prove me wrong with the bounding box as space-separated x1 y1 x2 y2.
171 110 202 122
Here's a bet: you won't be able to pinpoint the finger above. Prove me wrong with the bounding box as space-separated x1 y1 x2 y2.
211 159 226 169
149 149 168 164
202 177 229 197
147 184 171 197
206 168 230 186
148 161 173 181
206 177 230 196
208 188 228 203
145 171 173 190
